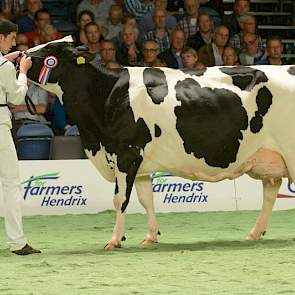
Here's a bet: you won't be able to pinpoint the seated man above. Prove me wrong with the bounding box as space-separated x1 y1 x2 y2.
239 32 266 66
222 46 239 66
10 82 49 141
256 35 284 65
141 39 166 67
186 11 213 51
158 29 185 68
100 40 119 66
198 24 229 66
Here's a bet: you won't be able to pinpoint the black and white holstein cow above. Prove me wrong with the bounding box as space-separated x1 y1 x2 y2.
26 37 295 248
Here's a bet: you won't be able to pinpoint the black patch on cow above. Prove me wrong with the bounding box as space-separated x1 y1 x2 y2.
287 66 295 76
250 86 273 133
104 70 152 212
143 68 168 104
220 67 268 91
115 178 119 194
174 78 248 168
155 124 161 137
180 68 207 77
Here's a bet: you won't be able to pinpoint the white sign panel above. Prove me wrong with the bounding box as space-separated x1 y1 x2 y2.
235 175 295 210
1 160 295 216
151 173 237 212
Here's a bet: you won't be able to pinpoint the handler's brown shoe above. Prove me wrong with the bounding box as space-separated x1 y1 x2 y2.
12 244 41 255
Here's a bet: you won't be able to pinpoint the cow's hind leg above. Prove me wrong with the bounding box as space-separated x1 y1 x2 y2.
246 178 282 240
135 176 159 246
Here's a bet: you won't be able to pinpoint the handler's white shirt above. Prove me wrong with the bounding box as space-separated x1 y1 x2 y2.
0 55 28 129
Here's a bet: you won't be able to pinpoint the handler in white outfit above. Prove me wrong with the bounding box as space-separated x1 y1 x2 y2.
0 19 40 255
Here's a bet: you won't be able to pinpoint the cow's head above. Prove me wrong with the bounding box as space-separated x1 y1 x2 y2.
26 36 94 99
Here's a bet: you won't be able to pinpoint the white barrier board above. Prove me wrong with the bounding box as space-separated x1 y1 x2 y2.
0 160 295 216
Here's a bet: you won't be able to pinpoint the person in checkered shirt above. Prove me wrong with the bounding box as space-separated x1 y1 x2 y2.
230 14 264 53
124 0 153 21
177 0 199 39
143 7 171 53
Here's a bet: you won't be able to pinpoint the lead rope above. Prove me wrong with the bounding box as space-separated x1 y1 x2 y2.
24 94 37 115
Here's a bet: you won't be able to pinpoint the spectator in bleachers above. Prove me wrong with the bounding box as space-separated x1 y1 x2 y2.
10 82 49 138
139 0 177 36
141 39 166 66
84 21 102 67
16 0 42 33
25 8 51 47
239 32 266 65
116 24 142 65
158 29 185 68
111 14 138 49
222 46 239 66
73 10 95 46
124 0 153 21
186 11 213 51
256 36 284 65
49 95 72 135
198 24 229 66
15 32 28 46
199 0 223 27
166 0 184 14
230 14 263 52
1 0 24 21
177 0 200 39
181 46 205 69
223 0 250 37
143 8 171 53
77 0 114 25
10 42 49 138
41 23 63 43
100 40 118 66
103 5 123 40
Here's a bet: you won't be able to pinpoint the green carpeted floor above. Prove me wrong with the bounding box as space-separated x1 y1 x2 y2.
1 209 295 295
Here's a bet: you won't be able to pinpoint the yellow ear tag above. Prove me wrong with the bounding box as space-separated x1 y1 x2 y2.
77 56 85 65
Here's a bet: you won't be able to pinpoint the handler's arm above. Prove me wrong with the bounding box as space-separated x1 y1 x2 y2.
4 56 32 105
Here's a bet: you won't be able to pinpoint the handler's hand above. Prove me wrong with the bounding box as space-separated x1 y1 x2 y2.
4 51 22 62
19 55 32 74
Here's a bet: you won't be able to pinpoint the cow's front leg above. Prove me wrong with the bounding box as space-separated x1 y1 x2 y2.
105 153 142 249
135 176 159 245
104 174 128 249
246 178 282 240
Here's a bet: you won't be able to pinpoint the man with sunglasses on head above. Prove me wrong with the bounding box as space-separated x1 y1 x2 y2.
0 19 41 255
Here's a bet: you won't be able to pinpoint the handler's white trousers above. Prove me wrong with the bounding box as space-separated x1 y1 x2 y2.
0 124 27 251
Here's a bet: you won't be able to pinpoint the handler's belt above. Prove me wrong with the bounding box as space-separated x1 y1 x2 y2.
0 104 8 107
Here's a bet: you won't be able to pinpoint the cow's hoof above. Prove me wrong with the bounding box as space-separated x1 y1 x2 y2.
246 234 260 241
246 230 266 241
140 239 158 247
246 232 264 241
104 242 121 249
